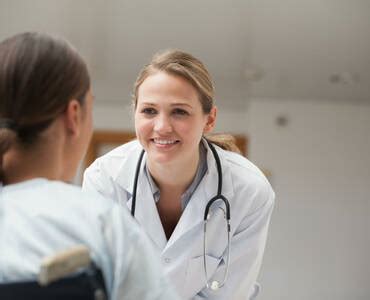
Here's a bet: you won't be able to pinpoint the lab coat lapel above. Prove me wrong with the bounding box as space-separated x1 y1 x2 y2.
115 142 143 194
133 175 167 251
164 177 210 251
165 140 235 251
115 147 167 251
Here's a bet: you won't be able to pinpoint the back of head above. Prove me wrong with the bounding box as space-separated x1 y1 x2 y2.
0 32 90 179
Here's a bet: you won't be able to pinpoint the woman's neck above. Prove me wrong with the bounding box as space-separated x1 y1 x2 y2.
147 149 200 194
2 138 64 185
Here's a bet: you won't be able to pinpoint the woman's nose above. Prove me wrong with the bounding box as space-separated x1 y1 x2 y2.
153 114 172 134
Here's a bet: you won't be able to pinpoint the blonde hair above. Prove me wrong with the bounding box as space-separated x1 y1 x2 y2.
132 49 240 153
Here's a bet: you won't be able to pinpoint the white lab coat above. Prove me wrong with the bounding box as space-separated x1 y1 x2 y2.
83 139 275 300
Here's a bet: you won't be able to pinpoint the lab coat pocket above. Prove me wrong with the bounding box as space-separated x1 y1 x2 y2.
185 254 221 298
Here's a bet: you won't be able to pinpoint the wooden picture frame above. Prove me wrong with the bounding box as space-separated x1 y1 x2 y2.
84 130 136 168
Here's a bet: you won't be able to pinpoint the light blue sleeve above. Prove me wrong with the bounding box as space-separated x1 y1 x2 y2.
82 159 116 201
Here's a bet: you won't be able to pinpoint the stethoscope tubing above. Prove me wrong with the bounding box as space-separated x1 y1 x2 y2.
131 149 145 217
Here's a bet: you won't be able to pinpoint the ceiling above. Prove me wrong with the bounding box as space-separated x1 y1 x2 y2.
1 0 369 109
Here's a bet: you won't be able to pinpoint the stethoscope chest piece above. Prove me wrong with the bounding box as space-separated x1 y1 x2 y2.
210 280 220 290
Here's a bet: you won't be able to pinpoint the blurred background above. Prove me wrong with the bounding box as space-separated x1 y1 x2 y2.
1 1 369 299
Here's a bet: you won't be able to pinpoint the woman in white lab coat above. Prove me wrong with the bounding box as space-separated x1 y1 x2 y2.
0 32 178 300
83 50 275 300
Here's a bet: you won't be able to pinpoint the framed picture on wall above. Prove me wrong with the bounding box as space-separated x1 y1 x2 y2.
84 130 137 169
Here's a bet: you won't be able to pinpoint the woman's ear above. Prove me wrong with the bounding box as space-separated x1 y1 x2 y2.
204 106 217 133
63 99 82 137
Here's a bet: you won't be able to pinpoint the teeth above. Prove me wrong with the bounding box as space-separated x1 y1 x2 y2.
153 139 177 145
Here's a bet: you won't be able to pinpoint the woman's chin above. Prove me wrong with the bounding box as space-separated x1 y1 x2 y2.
147 147 180 165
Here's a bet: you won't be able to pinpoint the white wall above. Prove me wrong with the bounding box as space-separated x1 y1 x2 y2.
248 99 370 300
91 99 370 299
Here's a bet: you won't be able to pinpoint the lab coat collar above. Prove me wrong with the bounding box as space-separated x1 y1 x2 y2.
114 139 234 200
131 170 168 250
115 141 144 194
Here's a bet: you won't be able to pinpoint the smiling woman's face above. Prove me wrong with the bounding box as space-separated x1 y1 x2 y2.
135 71 215 165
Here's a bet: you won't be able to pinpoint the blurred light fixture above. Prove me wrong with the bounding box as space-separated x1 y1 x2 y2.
275 114 289 127
329 72 359 85
243 65 265 82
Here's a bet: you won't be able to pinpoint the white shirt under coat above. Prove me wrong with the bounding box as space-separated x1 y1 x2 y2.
83 139 275 300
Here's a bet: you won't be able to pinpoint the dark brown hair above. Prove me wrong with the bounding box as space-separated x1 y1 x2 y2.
0 32 90 177
132 49 240 153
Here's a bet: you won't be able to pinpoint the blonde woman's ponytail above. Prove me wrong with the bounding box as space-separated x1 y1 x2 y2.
204 133 242 154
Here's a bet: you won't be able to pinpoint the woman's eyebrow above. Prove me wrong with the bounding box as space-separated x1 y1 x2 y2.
170 102 192 108
138 101 193 108
139 101 156 106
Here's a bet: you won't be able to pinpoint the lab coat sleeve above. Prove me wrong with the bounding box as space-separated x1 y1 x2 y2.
194 183 275 300
101 205 180 300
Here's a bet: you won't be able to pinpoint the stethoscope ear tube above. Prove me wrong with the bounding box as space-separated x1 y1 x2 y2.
206 140 223 196
131 149 145 216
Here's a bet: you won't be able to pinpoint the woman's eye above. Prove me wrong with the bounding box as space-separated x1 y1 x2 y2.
173 108 189 116
141 107 157 115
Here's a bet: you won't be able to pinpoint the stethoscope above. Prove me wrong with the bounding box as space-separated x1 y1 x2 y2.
130 140 231 291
